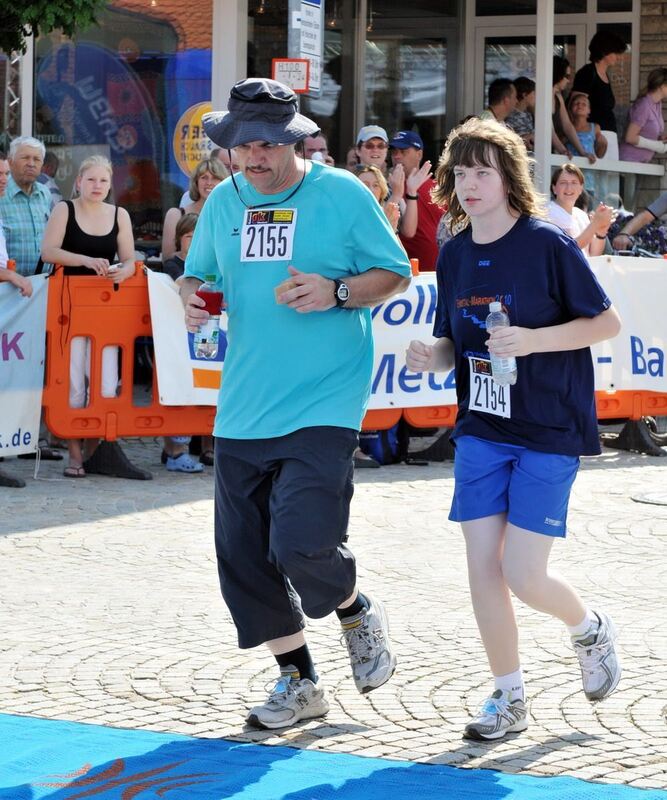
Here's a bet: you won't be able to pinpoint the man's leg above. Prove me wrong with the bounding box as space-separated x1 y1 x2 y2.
267 427 396 694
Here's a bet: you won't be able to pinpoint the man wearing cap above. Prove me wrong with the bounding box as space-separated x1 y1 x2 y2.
389 131 444 271
180 78 411 730
356 125 390 174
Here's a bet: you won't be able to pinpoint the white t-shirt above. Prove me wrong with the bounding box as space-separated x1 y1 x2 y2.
547 201 590 254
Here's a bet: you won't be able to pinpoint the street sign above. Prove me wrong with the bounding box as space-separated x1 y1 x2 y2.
300 0 323 95
271 58 311 93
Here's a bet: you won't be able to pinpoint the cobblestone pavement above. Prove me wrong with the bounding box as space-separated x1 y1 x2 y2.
0 437 665 790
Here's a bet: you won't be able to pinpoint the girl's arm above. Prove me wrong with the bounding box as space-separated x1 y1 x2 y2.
41 202 110 275
594 126 607 158
559 102 596 162
487 307 621 358
624 120 642 146
111 207 137 283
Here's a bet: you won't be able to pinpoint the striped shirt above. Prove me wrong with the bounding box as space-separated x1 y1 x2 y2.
0 175 51 276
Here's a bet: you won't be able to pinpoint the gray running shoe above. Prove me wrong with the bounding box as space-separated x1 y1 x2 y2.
463 689 528 741
572 610 621 702
245 666 329 730
340 596 397 694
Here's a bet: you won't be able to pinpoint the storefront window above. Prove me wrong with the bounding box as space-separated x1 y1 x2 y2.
35 0 213 254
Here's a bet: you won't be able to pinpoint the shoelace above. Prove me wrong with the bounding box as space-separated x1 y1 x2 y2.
341 624 382 665
576 638 613 674
264 676 296 706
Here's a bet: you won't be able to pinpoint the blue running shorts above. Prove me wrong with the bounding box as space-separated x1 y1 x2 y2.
449 435 580 537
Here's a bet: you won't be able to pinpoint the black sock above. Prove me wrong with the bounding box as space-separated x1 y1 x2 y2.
274 645 318 684
335 591 369 621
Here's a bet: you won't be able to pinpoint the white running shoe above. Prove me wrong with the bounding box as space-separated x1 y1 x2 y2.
245 666 329 730
340 596 397 694
463 689 528 741
572 610 621 702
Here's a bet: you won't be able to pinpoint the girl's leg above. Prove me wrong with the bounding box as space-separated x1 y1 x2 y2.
462 514 520 677
502 523 586 626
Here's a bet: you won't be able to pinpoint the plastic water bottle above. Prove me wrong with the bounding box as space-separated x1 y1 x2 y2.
486 301 517 386
194 274 223 359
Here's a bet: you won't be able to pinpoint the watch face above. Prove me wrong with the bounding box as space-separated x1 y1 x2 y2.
337 282 350 301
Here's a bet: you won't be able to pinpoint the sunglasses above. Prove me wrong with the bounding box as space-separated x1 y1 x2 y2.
361 142 388 150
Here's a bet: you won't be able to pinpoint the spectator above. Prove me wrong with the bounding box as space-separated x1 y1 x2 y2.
164 158 227 259
388 130 443 271
40 155 136 478
356 125 389 174
0 152 30 489
505 77 536 148
552 56 596 162
0 136 51 277
547 163 614 256
572 31 628 134
303 134 335 166
160 212 209 473
0 137 62 462
610 190 667 253
479 78 517 124
37 150 63 207
354 165 400 233
343 146 359 172
620 69 667 162
162 213 198 282
566 93 608 159
179 149 239 207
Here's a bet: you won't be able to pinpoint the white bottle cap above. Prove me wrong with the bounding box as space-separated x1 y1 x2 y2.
311 152 325 162
489 301 502 312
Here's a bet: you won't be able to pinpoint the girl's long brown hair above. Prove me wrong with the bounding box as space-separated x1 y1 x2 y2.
431 117 545 230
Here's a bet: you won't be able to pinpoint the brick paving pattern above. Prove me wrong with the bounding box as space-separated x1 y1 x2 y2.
0 438 665 789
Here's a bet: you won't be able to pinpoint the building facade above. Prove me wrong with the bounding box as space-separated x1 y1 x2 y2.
1 0 663 247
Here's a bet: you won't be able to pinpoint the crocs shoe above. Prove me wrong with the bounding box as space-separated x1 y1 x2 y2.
166 453 204 473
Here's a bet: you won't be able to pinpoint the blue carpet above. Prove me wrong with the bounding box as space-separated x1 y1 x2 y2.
0 714 664 799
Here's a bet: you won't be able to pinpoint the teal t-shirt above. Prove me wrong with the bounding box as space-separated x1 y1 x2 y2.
184 161 411 439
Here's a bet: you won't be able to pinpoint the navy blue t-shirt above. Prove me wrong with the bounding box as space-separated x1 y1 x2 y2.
433 215 612 456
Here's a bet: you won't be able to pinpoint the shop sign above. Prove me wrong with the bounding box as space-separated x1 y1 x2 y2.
172 102 215 178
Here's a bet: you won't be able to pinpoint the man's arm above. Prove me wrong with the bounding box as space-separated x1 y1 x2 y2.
276 266 410 314
611 209 654 250
0 268 33 297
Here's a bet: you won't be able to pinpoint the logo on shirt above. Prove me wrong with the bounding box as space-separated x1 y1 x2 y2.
231 228 239 236
478 259 491 267
544 517 562 527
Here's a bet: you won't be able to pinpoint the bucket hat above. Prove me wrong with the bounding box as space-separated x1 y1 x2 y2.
203 78 320 149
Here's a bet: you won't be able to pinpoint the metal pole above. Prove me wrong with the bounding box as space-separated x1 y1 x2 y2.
534 0 554 195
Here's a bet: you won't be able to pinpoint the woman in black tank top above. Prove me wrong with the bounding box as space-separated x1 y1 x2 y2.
41 155 136 477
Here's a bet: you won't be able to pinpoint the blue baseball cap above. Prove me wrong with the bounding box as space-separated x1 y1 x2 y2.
389 131 424 150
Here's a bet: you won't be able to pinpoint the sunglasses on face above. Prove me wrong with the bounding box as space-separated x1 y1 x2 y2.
361 142 388 150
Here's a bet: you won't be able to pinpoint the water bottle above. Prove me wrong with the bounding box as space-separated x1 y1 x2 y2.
194 274 223 359
486 301 517 386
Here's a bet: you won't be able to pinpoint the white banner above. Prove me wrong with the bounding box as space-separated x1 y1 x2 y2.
0 276 48 456
148 257 667 409
147 270 226 407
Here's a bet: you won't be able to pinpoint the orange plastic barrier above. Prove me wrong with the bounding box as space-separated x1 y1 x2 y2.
43 268 215 440
399 389 667 432
42 267 666 439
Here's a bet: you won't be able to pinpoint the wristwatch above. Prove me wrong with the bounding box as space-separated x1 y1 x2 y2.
333 279 350 307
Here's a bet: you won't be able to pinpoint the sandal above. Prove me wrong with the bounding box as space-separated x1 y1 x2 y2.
166 453 204 473
199 449 214 466
63 466 86 478
19 440 64 461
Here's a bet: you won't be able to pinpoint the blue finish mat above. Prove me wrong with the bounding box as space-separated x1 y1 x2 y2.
0 713 664 799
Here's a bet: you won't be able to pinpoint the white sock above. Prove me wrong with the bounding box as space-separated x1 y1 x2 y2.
494 668 524 702
568 609 598 639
